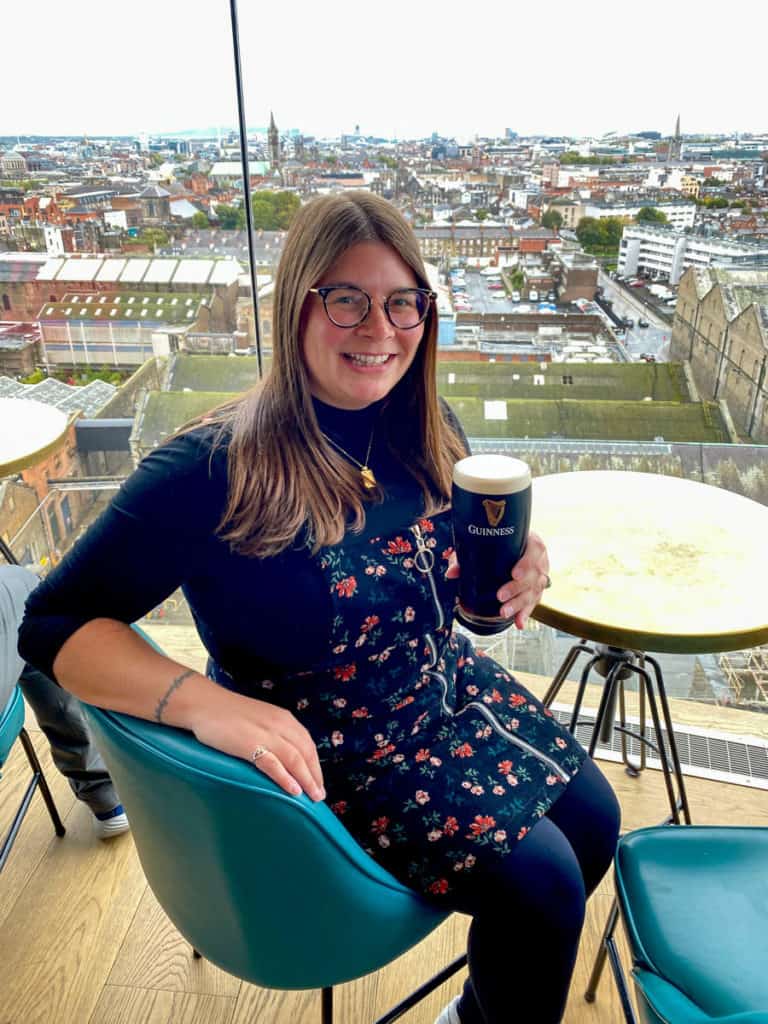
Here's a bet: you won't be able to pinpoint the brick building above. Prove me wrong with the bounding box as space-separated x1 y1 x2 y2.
671 267 768 441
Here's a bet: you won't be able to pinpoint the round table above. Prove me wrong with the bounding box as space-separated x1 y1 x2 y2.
531 470 768 655
0 398 70 477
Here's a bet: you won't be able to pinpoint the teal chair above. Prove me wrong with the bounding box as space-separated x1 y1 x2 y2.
0 686 66 872
612 825 768 1024
85 701 466 1023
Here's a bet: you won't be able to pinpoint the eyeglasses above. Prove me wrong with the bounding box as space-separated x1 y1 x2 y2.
308 285 436 330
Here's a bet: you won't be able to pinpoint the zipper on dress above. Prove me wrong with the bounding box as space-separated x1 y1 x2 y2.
410 525 571 784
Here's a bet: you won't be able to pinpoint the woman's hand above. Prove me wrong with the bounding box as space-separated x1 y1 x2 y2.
189 686 326 802
446 529 551 630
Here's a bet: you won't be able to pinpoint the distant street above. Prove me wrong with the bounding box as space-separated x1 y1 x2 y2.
598 271 672 361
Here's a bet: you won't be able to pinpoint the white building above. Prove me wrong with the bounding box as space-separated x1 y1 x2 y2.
618 225 768 285
584 199 697 231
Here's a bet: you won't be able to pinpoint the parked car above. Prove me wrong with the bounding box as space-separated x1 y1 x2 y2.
488 282 504 291
638 318 650 328
529 290 539 302
511 290 521 302
622 317 635 328
546 291 557 302
629 281 645 288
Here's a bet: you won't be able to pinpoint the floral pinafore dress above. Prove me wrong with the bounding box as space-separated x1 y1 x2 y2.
251 509 586 900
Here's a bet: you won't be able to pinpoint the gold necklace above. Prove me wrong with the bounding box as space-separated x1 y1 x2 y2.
322 424 377 490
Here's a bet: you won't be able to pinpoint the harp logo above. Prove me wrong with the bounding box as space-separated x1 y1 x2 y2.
482 498 506 528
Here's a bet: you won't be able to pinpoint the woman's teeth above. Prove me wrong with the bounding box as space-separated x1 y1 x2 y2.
345 353 392 366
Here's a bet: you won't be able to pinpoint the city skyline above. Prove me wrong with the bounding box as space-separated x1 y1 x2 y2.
3 1 767 141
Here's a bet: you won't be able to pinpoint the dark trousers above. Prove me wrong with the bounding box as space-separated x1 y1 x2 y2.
19 663 120 816
452 757 621 1024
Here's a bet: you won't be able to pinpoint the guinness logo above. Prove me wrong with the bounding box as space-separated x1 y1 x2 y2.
482 498 506 528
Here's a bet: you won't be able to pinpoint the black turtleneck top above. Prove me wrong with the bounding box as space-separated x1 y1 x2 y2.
20 398 467 687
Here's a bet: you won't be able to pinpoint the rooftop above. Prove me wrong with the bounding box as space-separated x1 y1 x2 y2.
38 292 206 325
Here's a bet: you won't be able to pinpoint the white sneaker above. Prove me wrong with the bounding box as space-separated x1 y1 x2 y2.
93 804 130 839
433 995 462 1024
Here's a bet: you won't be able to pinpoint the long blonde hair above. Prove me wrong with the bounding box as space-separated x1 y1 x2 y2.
204 192 466 557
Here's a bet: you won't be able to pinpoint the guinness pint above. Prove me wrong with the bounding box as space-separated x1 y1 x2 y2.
452 454 532 635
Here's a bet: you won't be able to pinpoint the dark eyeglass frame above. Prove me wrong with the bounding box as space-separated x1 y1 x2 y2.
308 285 436 330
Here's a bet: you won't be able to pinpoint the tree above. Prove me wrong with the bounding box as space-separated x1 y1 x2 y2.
636 206 668 224
249 190 300 230
541 209 563 230
136 227 169 252
576 216 624 252
190 211 210 229
215 204 245 229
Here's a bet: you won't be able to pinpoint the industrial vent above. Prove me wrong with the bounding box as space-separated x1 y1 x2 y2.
551 704 768 790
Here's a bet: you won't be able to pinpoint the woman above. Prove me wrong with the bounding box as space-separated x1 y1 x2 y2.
20 192 620 1024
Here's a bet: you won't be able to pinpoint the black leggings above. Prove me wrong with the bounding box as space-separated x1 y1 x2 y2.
450 757 621 1024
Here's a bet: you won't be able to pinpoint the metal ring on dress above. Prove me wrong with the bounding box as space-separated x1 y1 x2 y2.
251 745 269 763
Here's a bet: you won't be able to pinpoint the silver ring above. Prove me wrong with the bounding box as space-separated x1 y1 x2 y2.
544 574 553 589
251 745 269 763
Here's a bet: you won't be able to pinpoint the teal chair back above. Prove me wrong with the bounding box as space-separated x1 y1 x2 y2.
615 825 768 1024
84 702 452 992
0 687 25 770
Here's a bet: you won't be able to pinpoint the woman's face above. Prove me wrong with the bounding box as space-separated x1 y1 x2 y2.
301 240 425 410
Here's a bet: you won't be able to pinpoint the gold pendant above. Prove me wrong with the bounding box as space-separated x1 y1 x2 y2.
361 466 376 490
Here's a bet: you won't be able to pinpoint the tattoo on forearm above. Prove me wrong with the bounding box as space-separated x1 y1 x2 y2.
154 669 196 723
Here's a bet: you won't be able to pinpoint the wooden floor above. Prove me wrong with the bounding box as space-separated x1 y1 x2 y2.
2 632 767 1024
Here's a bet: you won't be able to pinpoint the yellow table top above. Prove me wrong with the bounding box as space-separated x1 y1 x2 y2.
0 398 70 476
531 470 768 654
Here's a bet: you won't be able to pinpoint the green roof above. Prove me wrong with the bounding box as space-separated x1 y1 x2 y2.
169 354 261 393
39 292 206 325
447 398 729 443
437 361 689 403
138 391 231 449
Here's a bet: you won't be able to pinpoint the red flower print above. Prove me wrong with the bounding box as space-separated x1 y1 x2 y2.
517 826 530 841
443 816 459 836
333 663 357 682
427 829 442 842
415 748 431 762
428 878 449 895
394 695 415 710
469 815 496 836
490 689 503 703
370 743 396 761
493 830 507 843
370 816 390 834
452 742 474 759
375 565 386 576
404 606 416 622
442 546 455 561
386 536 412 555
546 774 559 786
498 759 514 775
331 800 347 815
555 736 567 749
415 789 430 805
361 614 380 633
331 730 344 746
351 707 370 718
417 518 435 533
335 576 357 598
364 566 375 575
509 693 526 707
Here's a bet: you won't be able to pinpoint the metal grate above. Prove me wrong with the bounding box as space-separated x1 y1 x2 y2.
551 704 768 790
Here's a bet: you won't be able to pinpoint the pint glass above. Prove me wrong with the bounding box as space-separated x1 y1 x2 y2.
451 454 532 635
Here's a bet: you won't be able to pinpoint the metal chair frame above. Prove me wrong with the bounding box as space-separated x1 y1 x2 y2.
542 639 691 1009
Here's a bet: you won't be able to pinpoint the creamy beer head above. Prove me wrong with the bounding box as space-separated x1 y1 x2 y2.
452 454 531 496
451 454 532 635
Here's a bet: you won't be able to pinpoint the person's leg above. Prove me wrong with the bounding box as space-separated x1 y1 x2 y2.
19 662 121 815
449 816 587 1024
439 762 621 1024
544 756 621 897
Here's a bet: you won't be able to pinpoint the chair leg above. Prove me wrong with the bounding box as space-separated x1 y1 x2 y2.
18 727 66 836
321 986 333 1024
585 897 619 1002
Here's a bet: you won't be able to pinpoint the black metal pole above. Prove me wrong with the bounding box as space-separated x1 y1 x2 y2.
228 0 263 378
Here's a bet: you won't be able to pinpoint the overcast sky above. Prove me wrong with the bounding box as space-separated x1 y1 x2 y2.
4 1 765 141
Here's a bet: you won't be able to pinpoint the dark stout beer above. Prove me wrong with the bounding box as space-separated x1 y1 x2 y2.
452 454 532 635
